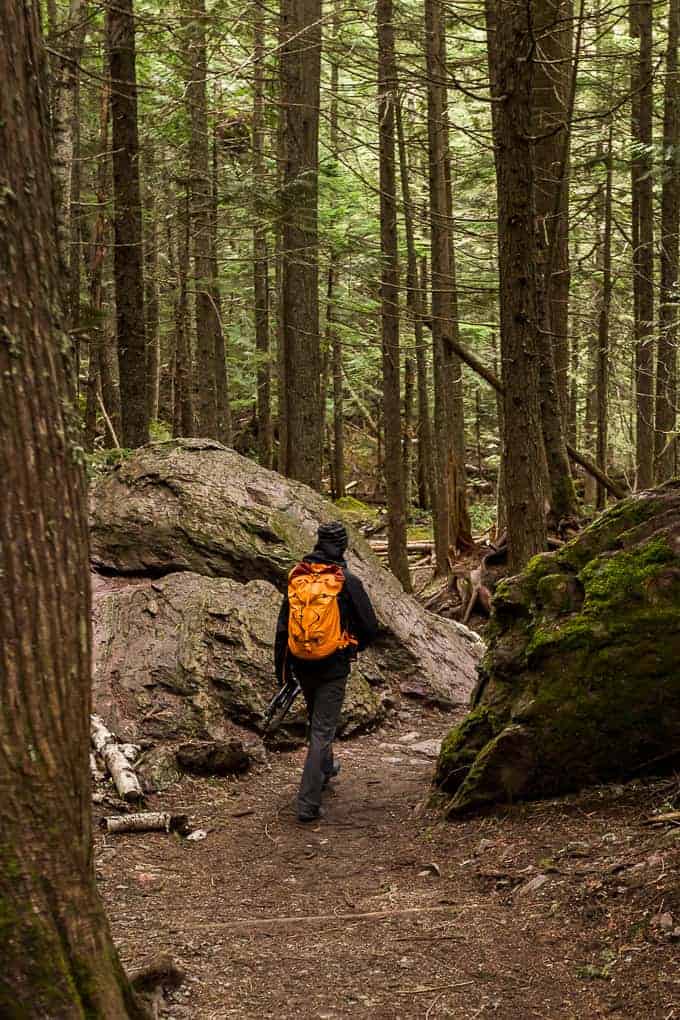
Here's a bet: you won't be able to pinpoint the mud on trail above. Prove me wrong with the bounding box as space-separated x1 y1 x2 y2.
96 707 680 1020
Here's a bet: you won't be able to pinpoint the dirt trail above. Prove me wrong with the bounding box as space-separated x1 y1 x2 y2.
97 708 680 1019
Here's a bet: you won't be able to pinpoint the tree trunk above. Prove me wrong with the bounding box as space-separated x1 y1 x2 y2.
532 0 572 417
487 0 547 571
532 0 578 520
330 266 345 499
655 0 680 482
396 96 434 516
425 0 471 573
444 139 473 547
84 80 111 452
174 190 194 437
159 213 177 426
402 355 416 513
182 0 218 439
377 0 411 592
327 0 345 498
631 0 655 489
596 126 614 509
211 130 231 445
568 319 578 448
417 255 434 508
51 0 86 275
143 144 161 422
68 32 85 390
279 0 323 487
0 5 146 1013
253 0 273 467
107 0 149 448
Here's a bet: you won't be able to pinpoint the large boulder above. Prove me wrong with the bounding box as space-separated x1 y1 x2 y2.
90 439 481 711
92 572 385 747
435 481 680 813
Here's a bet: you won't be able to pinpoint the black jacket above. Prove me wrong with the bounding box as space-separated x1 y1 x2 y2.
274 540 380 685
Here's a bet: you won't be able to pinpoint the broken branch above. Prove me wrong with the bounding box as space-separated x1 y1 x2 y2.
100 812 190 835
91 714 143 803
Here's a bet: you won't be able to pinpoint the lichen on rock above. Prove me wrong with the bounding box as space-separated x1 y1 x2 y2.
435 481 680 814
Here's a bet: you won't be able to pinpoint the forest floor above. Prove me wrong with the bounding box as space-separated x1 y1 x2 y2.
96 703 680 1020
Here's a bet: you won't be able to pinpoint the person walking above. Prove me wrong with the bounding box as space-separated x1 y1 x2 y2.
274 521 379 822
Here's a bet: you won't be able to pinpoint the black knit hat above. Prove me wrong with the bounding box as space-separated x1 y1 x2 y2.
317 520 348 551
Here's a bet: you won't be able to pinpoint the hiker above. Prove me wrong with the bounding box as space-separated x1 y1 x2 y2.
274 521 379 822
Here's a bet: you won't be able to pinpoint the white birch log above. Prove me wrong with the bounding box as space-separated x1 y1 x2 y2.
100 812 190 834
91 714 143 802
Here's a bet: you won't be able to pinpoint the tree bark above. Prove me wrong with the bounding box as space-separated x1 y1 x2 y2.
532 0 579 520
487 0 547 571
0 4 146 1013
402 354 416 512
425 0 471 573
631 0 655 489
174 190 194 436
327 0 345 498
596 126 614 509
67 22 86 388
655 0 680 482
143 144 161 422
377 0 411 592
444 141 473 547
211 130 231 444
182 0 218 439
159 213 177 426
106 0 149 448
51 0 86 278
533 0 572 416
279 0 323 487
84 80 111 453
396 96 434 517
253 0 273 467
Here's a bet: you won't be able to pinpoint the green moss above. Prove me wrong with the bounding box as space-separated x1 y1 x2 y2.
580 537 673 612
559 494 659 569
407 524 434 541
435 704 500 793
446 724 536 813
334 495 378 521
525 538 676 662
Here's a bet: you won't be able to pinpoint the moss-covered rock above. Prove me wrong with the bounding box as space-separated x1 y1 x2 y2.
435 481 680 814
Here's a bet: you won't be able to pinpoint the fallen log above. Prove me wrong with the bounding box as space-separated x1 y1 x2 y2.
91 715 143 803
369 541 433 554
100 812 190 834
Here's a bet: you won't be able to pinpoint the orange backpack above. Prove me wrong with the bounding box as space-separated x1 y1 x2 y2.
287 562 357 661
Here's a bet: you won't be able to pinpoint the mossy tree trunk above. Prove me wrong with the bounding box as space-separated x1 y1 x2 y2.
0 4 145 1015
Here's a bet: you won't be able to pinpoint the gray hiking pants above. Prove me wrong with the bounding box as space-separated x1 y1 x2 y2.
297 674 347 815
